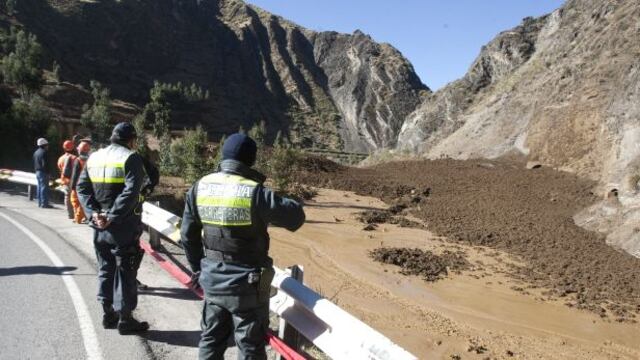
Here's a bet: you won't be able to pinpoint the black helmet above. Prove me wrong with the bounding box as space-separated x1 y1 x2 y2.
110 122 137 142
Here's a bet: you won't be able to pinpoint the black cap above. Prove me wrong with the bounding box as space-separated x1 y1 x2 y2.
110 122 137 142
222 133 257 166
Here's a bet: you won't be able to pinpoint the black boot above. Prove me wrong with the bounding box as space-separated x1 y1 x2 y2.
102 304 119 329
117 312 149 335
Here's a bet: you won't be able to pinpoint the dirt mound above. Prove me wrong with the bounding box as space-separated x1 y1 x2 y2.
357 209 424 229
295 154 345 173
370 247 470 282
295 158 640 321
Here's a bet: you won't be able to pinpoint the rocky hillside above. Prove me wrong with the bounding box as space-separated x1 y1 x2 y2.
7 0 426 151
398 0 640 192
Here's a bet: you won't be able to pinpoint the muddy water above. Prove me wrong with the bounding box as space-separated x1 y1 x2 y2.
269 189 640 359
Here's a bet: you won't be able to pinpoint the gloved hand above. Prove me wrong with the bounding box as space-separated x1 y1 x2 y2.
188 271 201 290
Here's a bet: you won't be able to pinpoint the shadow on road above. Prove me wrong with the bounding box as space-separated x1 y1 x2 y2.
142 329 201 348
139 286 201 301
0 265 77 276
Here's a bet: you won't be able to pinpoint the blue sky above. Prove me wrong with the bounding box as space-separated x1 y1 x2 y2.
246 0 564 90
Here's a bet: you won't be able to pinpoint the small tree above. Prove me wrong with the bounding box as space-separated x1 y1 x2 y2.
146 102 170 139
181 125 209 183
0 29 43 98
158 133 175 175
132 113 148 157
268 137 299 192
51 61 60 84
80 80 112 146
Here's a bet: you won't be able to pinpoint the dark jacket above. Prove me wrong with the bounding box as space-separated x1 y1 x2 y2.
69 157 86 191
76 143 146 230
181 159 305 295
33 147 50 173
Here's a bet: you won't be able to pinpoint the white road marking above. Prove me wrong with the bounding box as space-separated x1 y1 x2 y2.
0 212 103 360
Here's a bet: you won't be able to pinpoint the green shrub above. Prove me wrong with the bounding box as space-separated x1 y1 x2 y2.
0 95 52 168
159 126 212 184
132 113 149 158
0 29 43 98
80 80 112 146
268 137 299 192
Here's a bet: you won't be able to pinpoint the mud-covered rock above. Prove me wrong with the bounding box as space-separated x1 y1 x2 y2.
370 247 470 282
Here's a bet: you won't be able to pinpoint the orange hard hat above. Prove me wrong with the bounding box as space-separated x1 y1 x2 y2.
63 140 74 151
77 141 91 154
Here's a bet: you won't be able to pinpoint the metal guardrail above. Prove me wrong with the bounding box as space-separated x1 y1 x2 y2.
1 169 417 360
142 203 417 360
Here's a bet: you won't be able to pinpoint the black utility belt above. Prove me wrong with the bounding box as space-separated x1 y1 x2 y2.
204 249 263 266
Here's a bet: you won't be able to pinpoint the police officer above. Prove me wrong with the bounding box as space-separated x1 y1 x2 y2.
181 133 305 359
77 122 149 334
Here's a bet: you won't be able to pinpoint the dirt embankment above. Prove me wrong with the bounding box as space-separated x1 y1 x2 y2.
294 156 640 321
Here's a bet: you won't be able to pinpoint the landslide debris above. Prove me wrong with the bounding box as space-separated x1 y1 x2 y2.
370 248 470 282
294 156 640 321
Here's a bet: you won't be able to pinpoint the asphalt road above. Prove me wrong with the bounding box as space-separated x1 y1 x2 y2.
0 208 150 360
0 188 237 360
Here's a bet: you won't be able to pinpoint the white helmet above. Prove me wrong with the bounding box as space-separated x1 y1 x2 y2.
36 138 49 146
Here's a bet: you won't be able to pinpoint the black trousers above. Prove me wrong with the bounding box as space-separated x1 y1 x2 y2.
199 294 269 360
93 225 141 313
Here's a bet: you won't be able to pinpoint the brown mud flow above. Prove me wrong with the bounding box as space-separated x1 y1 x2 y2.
269 189 640 359
293 157 640 322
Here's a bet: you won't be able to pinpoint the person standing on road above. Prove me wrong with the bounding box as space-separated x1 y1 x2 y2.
181 133 306 359
76 122 149 334
33 137 53 208
69 140 91 224
58 139 77 219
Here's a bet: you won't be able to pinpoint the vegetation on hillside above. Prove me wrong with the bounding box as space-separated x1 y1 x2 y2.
80 80 112 146
0 27 58 169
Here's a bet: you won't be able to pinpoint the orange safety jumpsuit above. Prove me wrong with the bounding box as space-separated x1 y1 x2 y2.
58 152 77 219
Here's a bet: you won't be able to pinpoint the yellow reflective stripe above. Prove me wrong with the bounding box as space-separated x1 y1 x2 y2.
201 220 252 226
196 196 251 208
89 177 125 184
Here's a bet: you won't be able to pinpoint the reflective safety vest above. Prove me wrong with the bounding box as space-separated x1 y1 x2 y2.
85 143 145 212
87 144 133 184
196 172 269 261
196 173 258 226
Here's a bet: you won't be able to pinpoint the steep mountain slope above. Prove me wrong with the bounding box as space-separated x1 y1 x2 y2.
398 0 640 192
8 0 426 150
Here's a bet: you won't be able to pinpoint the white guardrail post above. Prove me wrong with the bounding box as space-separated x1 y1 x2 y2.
276 265 303 360
2 170 418 360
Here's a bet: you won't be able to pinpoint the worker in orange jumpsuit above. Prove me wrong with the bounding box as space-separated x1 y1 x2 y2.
69 140 91 224
58 140 77 219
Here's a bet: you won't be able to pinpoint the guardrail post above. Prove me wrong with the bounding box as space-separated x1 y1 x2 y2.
149 201 162 250
277 265 303 359
28 185 34 201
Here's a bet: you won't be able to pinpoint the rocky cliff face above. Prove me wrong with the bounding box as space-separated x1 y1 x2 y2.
9 0 426 150
398 0 640 192
396 0 640 256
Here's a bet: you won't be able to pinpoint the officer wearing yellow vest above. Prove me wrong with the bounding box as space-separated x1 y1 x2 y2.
76 122 149 334
181 133 305 359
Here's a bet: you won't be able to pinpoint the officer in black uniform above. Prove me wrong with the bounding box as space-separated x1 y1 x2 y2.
181 133 305 359
77 122 150 334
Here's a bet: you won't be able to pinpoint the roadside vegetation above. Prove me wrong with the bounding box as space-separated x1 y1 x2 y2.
0 26 59 169
0 26 307 197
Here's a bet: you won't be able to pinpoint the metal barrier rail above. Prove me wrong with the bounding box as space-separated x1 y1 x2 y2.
142 203 417 360
1 169 417 360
